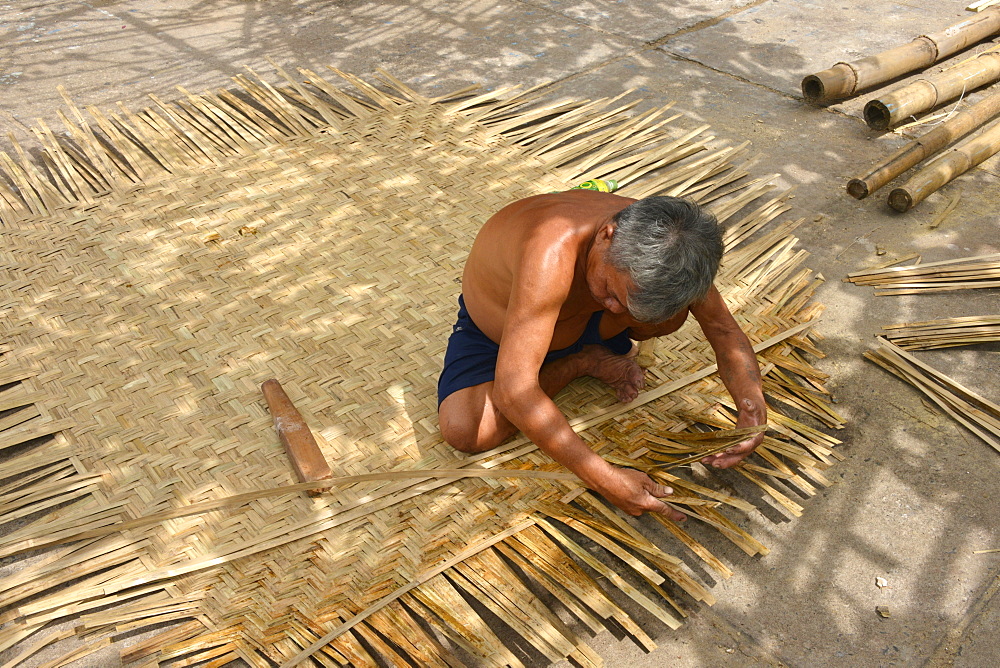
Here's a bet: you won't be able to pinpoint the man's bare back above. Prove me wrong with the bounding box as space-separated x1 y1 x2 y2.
461 190 638 349
438 191 767 520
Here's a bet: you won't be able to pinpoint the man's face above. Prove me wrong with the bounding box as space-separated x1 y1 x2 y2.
588 261 635 315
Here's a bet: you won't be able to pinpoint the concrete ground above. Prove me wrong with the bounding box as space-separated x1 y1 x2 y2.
1 1 998 666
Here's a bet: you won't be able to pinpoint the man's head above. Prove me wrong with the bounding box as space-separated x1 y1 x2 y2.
607 196 723 323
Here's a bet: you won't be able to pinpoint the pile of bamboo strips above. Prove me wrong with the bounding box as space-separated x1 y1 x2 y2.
882 315 1000 349
866 338 1000 454
0 67 841 667
844 253 1000 295
802 8 1000 210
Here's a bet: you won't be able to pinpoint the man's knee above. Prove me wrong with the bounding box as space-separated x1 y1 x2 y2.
439 396 502 454
440 418 482 453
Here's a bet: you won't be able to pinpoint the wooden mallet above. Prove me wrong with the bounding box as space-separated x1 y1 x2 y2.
261 379 332 496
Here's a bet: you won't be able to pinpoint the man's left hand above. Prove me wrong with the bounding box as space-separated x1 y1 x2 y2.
701 398 766 469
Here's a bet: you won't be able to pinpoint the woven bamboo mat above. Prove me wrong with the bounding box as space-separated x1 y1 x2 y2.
0 67 843 667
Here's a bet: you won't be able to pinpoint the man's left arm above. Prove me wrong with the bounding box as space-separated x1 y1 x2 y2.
689 285 766 468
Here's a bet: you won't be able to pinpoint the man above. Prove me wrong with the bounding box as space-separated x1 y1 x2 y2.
437 191 766 522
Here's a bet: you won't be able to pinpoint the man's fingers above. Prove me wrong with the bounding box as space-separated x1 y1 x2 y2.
703 438 759 468
647 483 673 498
646 497 686 522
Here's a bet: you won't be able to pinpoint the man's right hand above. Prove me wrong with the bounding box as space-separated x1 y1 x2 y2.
591 466 687 521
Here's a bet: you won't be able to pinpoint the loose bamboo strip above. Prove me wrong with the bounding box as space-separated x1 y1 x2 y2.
866 338 1000 452
802 8 1000 103
0 504 127 560
534 517 683 630
882 315 1000 349
846 253 1000 290
0 629 74 668
0 460 72 497
864 53 1000 130
559 108 684 172
494 541 606 633
327 66 408 110
119 620 206 665
0 151 47 216
849 90 1000 198
509 91 634 143
889 117 1000 210
409 577 524 666
647 510 733 578
367 603 465 668
55 87 119 189
166 98 242 156
575 491 713 606
241 68 317 135
847 253 1000 278
449 554 579 662
175 88 257 153
535 505 667 585
869 351 1000 450
0 468 573 558
29 120 90 201
0 473 101 516
0 418 74 451
34 638 112 668
506 527 655 647
266 59 344 129
737 468 805 516
278 519 535 667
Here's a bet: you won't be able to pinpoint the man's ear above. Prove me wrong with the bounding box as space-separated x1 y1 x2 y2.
602 223 616 241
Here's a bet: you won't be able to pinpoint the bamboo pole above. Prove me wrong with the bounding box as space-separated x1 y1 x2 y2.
863 53 1000 130
801 8 1000 104
844 87 1000 198
888 117 1000 210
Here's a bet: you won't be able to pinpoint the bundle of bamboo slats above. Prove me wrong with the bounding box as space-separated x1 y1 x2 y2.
844 253 1000 294
882 315 1000 349
0 67 841 667
866 338 1000 454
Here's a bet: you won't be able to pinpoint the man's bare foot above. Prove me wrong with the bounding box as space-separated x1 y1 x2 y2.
577 344 645 403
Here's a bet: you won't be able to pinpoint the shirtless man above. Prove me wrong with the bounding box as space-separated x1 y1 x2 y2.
437 191 766 521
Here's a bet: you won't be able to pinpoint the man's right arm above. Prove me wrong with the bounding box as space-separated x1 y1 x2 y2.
491 241 685 520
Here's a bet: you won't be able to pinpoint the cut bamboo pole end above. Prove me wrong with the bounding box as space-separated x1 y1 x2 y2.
261 379 333 495
847 90 1000 199
888 117 1000 211
802 8 1000 104
863 52 1000 130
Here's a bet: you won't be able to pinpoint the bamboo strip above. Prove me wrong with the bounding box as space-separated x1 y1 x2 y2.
494 541 605 633
55 87 119 189
448 555 577 661
0 468 573 558
409 577 523 667
534 518 683 630
278 519 535 667
866 337 1000 452
883 315 1000 349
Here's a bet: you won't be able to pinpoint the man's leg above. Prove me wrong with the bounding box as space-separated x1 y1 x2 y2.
439 344 645 454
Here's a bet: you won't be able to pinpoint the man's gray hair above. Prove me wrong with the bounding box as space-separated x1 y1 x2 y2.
607 196 723 323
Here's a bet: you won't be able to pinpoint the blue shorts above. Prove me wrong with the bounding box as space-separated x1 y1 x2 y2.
437 294 633 405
